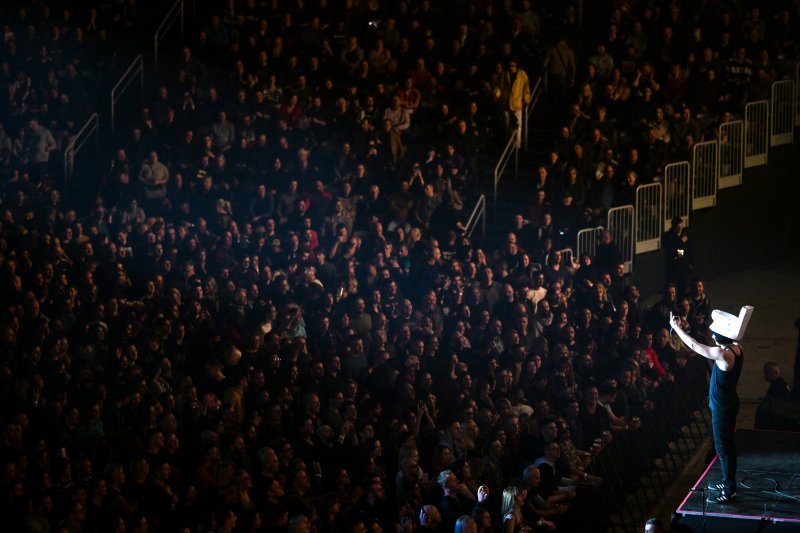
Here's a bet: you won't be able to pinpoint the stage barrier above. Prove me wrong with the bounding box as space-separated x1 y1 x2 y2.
559 247 575 269
544 248 574 268
635 183 663 254
770 79 795 147
576 226 604 264
691 141 718 210
607 205 635 273
572 357 710 531
663 161 691 231
718 120 744 189
744 100 769 168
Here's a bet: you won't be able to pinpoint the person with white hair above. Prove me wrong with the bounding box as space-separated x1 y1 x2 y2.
670 305 753 503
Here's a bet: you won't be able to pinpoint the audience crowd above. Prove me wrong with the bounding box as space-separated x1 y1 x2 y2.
1 0 798 531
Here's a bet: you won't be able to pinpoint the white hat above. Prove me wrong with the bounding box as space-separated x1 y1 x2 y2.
709 305 754 341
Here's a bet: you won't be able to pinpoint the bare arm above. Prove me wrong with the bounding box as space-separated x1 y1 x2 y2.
670 313 729 364
604 405 628 429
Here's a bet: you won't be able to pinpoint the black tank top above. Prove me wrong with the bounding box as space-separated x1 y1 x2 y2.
709 344 743 410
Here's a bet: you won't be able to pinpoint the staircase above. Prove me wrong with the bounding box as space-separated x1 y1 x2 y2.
475 87 561 249
61 1 202 209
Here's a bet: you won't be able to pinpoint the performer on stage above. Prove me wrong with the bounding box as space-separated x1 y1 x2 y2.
669 305 753 503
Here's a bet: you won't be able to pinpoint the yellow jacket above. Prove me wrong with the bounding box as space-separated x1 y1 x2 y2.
509 68 532 111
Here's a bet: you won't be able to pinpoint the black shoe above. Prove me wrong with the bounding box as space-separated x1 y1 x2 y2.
707 481 726 491
709 490 736 503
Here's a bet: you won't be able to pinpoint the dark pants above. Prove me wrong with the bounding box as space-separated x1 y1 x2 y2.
711 403 739 493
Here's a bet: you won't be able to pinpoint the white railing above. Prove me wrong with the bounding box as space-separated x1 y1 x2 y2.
488 68 798 264
718 120 744 189
110 55 144 135
635 183 663 254
155 0 184 73
607 206 635 273
576 226 603 263
494 132 518 208
770 79 795 147
63 113 100 196
524 76 544 152
691 140 718 210
465 194 486 238
545 248 575 268
561 248 576 269
663 161 691 231
622 75 800 259
744 100 769 168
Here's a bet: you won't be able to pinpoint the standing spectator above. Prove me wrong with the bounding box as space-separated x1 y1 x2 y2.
661 217 694 295
504 60 531 145
688 279 711 334
543 37 576 100
23 118 58 180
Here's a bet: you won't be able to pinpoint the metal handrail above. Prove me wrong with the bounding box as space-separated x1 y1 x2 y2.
154 0 184 73
524 76 543 151
545 247 575 267
493 132 518 209
110 55 144 135
493 76 544 210
63 113 100 196
465 194 486 238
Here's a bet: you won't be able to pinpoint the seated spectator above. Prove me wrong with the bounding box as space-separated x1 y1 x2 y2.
533 442 576 502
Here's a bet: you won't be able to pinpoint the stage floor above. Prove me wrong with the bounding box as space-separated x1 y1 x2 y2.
676 429 800 524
